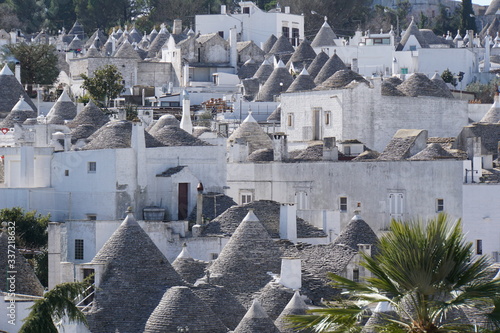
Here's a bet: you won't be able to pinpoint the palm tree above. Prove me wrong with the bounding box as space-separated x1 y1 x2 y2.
289 214 500 332
20 280 90 333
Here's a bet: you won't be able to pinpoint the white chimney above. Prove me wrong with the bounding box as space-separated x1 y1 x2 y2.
228 138 249 163
273 133 288 161
229 27 238 71
284 6 290 14
180 90 193 134
279 258 301 289
322 137 338 161
15 63 21 83
173 19 182 35
221 4 227 14
280 203 297 242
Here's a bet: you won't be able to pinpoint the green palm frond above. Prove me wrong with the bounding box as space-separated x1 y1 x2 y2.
20 280 90 333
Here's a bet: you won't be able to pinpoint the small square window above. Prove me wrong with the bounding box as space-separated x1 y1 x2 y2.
287 113 294 127
75 239 84 260
353 269 359 282
218 31 224 38
436 199 444 212
88 162 96 173
241 193 253 205
476 240 483 255
340 197 347 212
211 253 219 260
87 214 97 221
65 170 69 176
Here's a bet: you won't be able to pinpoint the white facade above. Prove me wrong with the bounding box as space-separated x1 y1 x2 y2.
195 2 304 48
280 80 468 152
227 159 465 233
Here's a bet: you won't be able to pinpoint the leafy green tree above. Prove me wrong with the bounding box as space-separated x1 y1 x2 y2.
0 207 50 286
0 3 22 31
2 43 59 96
5 0 45 33
289 214 500 332
44 0 77 34
20 280 90 333
466 78 500 104
433 4 461 37
81 64 124 107
461 0 476 32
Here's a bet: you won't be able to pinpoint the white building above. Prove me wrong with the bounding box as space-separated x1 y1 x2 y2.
195 1 305 48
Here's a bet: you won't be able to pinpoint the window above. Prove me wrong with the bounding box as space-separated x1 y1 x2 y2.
409 45 417 51
325 111 331 125
291 28 299 46
287 113 294 127
388 192 404 220
353 269 359 282
401 68 408 74
282 26 290 38
75 239 84 260
218 31 224 38
65 170 69 176
86 214 97 221
476 240 483 255
340 197 348 212
242 6 250 14
436 199 444 212
211 253 219 260
88 162 96 173
240 190 253 205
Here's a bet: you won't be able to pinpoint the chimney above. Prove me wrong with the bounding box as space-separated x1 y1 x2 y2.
180 90 193 134
279 258 301 289
352 58 358 73
322 137 338 161
14 62 21 83
228 138 249 162
221 4 227 14
229 27 238 71
284 6 290 14
273 133 288 161
63 133 71 152
484 35 491 73
280 203 297 242
173 19 182 35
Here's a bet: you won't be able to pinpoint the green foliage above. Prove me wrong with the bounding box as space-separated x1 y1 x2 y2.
441 68 454 84
81 64 124 107
5 0 45 33
20 280 90 333
461 0 476 32
125 104 138 121
418 11 429 29
0 3 22 31
2 43 59 90
289 214 500 332
44 0 77 34
466 78 500 104
433 4 461 37
0 207 49 249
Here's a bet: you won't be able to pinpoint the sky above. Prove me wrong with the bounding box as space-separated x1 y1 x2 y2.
473 0 491 5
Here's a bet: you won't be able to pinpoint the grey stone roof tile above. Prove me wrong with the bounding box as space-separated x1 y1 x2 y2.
233 299 281 333
256 282 294 321
0 65 37 117
262 34 278 54
306 51 329 80
314 51 347 85
315 69 369 90
311 20 337 48
87 210 185 333
275 291 308 332
254 60 294 101
227 113 273 153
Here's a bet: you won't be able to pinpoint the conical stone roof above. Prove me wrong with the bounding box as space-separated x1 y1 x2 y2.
315 69 369 90
239 58 260 79
233 299 281 333
46 89 77 120
286 38 316 70
0 65 37 117
408 143 455 160
143 286 228 332
66 100 109 129
332 214 378 252
253 58 274 84
147 26 170 58
114 40 141 59
171 244 208 284
256 282 294 321
84 29 106 49
262 34 278 54
275 291 308 333
68 35 83 51
0 231 44 296
151 125 210 146
129 27 142 44
397 17 429 50
306 50 329 79
254 60 294 101
147 114 180 135
81 120 164 150
208 210 283 306
149 27 159 44
193 283 247 330
267 34 295 64
480 95 500 123
314 51 347 85
397 73 451 98
430 72 454 98
486 0 500 15
287 68 316 92
85 43 102 58
87 210 185 333
0 96 37 128
311 19 337 48
227 113 273 153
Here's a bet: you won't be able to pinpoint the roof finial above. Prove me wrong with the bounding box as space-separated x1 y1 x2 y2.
324 16 327 22
126 206 133 214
